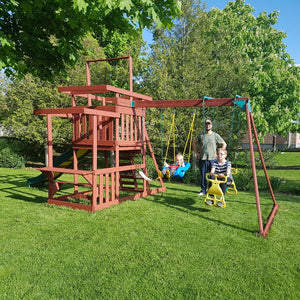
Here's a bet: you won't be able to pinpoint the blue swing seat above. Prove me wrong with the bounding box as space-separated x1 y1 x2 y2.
162 162 191 178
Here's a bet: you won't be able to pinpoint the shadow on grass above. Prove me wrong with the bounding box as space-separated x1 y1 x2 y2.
0 174 47 204
148 193 256 235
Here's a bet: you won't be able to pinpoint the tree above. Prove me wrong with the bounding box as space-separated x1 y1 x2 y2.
140 0 244 160
0 36 110 157
207 0 300 136
140 0 299 157
0 0 181 79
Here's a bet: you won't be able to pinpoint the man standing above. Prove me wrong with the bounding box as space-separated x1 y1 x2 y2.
192 119 227 196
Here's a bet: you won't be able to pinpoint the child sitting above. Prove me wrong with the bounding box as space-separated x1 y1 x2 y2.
209 148 233 195
158 153 185 178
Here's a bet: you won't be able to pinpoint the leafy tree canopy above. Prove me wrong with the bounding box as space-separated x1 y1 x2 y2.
0 36 110 154
207 0 299 136
141 0 299 156
0 0 181 79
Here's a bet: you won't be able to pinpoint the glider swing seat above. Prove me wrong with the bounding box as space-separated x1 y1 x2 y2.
204 170 237 208
204 174 227 208
226 168 238 195
31 56 279 237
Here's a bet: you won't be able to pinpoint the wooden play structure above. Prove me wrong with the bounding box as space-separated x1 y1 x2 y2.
33 57 166 212
33 56 279 237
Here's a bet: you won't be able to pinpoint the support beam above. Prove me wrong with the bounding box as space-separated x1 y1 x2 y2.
134 97 249 108
246 103 264 235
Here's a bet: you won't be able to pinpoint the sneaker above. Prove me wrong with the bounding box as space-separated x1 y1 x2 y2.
166 169 171 178
217 202 224 207
205 200 213 205
157 170 163 178
198 191 205 196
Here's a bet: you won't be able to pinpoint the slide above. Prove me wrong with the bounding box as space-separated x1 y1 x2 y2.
27 148 89 187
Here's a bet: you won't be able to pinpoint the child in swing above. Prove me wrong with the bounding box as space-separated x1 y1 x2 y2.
209 148 233 194
158 153 185 178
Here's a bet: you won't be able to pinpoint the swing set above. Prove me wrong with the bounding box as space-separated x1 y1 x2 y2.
135 95 280 238
31 56 279 237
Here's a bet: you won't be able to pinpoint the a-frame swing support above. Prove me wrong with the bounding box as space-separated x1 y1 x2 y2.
134 97 279 237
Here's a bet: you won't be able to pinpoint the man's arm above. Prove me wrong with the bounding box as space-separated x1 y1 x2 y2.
221 141 227 150
192 140 200 159
216 133 227 150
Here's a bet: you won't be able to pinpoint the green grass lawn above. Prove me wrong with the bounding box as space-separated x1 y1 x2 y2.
0 167 299 299
273 151 300 167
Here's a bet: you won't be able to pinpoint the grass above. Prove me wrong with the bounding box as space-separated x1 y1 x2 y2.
272 151 300 167
0 166 299 299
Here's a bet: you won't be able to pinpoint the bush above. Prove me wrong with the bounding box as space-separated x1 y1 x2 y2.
0 138 44 163
269 176 284 192
233 168 254 191
181 167 200 184
0 147 25 168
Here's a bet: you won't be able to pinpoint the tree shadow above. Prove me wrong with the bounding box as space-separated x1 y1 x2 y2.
0 173 47 204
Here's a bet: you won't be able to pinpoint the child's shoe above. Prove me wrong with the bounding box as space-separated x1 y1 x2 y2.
205 200 213 205
157 170 164 178
166 169 171 178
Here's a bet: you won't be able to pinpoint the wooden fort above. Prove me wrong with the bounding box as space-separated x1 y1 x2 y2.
34 57 165 212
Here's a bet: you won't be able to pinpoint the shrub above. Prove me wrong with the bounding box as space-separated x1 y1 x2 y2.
269 176 284 192
182 167 200 184
0 138 44 163
0 147 25 168
233 168 254 191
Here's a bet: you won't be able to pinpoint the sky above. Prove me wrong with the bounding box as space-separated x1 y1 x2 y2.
143 0 300 65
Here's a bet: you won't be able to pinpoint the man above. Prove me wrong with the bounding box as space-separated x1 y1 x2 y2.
192 119 227 196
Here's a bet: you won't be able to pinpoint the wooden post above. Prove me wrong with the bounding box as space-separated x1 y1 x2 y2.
246 104 264 235
47 115 53 168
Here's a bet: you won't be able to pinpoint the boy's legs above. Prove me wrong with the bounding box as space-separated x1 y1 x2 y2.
220 183 226 194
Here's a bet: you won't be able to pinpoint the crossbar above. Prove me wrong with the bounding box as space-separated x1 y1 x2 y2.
134 97 249 108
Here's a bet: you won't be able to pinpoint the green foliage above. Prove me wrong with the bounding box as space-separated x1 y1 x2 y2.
0 147 25 168
140 0 299 155
208 0 300 136
182 166 200 184
0 73 72 150
145 154 158 179
0 137 42 163
0 37 110 153
233 168 254 191
0 0 181 79
269 176 284 193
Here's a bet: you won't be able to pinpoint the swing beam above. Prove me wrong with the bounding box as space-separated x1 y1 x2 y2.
134 97 279 238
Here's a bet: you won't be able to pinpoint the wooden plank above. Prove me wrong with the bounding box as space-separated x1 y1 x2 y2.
58 84 153 101
38 167 93 175
134 97 249 108
34 106 120 118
